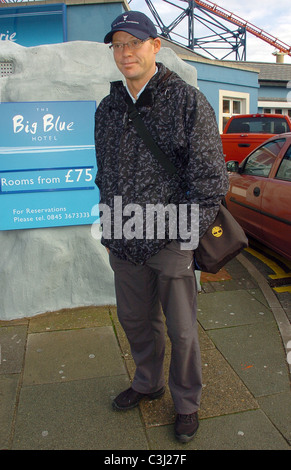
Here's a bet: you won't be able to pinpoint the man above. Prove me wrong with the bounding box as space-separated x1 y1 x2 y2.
95 11 228 443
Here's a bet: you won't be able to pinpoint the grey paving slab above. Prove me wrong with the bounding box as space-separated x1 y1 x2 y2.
12 375 149 450
0 325 27 374
23 326 127 385
146 409 290 450
197 290 274 330
0 374 20 449
223 258 252 279
208 278 258 292
208 322 290 397
198 324 215 351
258 392 291 445
199 349 258 418
246 288 272 308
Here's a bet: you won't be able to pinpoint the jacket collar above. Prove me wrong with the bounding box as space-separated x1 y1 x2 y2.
109 62 169 109
125 65 158 103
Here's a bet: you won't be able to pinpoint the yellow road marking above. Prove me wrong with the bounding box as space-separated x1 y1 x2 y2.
245 247 290 280
253 244 291 271
274 286 291 293
269 273 291 280
247 241 291 270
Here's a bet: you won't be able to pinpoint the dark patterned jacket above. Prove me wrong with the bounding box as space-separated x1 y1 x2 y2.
94 62 228 264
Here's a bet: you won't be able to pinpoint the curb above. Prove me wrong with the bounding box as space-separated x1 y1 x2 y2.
237 252 291 375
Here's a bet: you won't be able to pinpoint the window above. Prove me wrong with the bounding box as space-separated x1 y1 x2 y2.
222 99 241 130
243 139 285 177
219 90 249 133
227 116 289 134
276 145 291 182
233 100 241 114
262 107 291 118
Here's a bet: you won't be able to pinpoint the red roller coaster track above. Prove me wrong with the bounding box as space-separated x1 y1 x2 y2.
188 0 291 56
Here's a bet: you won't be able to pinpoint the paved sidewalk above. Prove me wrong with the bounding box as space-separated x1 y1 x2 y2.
0 254 290 451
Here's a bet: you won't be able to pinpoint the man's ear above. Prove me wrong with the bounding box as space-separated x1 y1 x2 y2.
153 37 161 54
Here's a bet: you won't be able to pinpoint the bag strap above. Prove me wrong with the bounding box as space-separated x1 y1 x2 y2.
125 93 177 177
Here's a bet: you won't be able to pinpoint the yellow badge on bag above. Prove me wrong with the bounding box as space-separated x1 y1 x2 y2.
212 226 223 237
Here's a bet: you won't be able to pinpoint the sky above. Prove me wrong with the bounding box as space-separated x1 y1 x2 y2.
129 0 291 63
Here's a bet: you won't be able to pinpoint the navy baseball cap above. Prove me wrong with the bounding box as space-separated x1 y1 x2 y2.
104 11 158 44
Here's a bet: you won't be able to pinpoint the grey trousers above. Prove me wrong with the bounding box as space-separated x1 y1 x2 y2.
109 241 202 414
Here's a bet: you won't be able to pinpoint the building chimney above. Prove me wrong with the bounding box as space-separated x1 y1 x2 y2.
272 51 286 63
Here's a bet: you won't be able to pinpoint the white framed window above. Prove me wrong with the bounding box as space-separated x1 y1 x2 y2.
219 90 250 133
262 107 291 118
259 100 291 118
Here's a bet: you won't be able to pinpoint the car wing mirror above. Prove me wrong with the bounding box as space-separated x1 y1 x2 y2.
226 160 240 172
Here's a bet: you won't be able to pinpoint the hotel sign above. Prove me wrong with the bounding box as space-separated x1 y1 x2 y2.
0 100 99 230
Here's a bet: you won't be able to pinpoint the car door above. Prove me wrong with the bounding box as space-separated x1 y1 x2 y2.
260 141 291 259
227 139 285 242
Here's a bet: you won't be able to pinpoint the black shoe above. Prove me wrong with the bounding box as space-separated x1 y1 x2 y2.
174 412 199 443
112 386 165 411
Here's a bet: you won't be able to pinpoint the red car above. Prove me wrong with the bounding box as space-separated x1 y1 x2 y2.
225 133 291 261
221 113 291 163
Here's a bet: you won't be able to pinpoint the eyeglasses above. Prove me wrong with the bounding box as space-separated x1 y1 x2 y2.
109 38 150 52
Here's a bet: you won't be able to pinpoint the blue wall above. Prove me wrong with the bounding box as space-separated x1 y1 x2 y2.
258 85 288 100
185 60 259 119
67 3 125 43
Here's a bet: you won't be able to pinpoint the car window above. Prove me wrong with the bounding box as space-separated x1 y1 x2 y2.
242 139 286 177
227 117 289 134
276 145 291 182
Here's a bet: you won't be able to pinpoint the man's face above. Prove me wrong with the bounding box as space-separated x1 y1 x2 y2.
112 31 161 86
